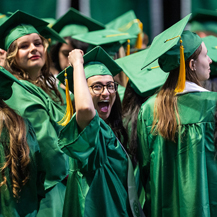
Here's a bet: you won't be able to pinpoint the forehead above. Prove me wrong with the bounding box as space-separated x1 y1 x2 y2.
87 75 114 85
200 42 207 53
16 33 41 44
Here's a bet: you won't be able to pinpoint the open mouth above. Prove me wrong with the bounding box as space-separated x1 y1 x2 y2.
98 101 109 113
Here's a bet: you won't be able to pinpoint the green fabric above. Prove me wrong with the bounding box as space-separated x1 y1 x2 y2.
5 80 69 190
137 91 217 217
106 10 140 36
0 10 48 50
72 29 137 55
84 62 112 79
105 10 140 46
36 181 66 217
0 119 45 217
40 27 66 44
5 80 69 216
158 30 202 72
116 48 168 97
0 13 7 25
52 7 105 36
57 46 122 93
142 14 191 70
59 24 89 38
59 112 134 217
0 66 32 100
202 35 217 76
117 84 125 102
189 9 217 34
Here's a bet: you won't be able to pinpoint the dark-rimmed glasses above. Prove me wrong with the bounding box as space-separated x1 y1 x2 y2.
89 82 118 95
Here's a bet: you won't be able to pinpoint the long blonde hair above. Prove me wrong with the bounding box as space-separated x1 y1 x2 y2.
5 35 63 104
151 45 202 141
0 100 30 198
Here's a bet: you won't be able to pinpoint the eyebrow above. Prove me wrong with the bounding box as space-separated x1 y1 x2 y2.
90 81 114 86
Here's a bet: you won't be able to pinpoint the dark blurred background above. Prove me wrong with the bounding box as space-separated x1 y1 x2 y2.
1 0 217 42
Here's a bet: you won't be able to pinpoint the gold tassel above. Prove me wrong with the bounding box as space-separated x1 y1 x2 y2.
175 39 186 93
58 69 73 126
135 20 143 49
126 39 130 56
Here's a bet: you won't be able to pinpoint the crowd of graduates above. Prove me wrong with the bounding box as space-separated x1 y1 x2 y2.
0 6 217 217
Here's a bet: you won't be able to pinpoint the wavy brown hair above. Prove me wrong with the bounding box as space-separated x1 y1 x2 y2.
152 44 202 141
5 35 63 104
0 100 30 198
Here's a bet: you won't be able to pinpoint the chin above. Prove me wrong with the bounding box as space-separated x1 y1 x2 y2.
98 111 111 121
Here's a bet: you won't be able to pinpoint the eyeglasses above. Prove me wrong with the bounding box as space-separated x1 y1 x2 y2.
89 82 118 95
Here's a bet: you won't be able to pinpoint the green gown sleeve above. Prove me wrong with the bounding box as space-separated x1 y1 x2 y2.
59 112 131 217
0 119 45 217
5 81 69 190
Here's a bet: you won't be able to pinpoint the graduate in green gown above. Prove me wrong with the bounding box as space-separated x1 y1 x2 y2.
0 66 45 217
57 46 145 217
137 14 217 217
0 10 69 217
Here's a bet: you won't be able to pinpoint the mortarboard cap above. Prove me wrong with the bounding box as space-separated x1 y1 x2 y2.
202 35 217 76
142 14 199 70
57 46 122 93
0 13 8 25
158 30 202 72
189 9 217 34
72 29 137 56
52 7 105 38
106 10 141 47
40 26 66 44
42 17 56 27
0 10 49 50
0 66 31 100
116 48 168 97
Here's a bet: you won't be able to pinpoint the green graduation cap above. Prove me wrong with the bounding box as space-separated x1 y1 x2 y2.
42 17 56 27
0 66 31 100
57 46 122 93
106 10 142 47
202 35 217 76
0 10 49 50
116 48 168 97
0 13 8 25
106 10 141 36
40 26 66 44
189 9 217 34
52 7 105 38
72 29 137 56
142 13 203 93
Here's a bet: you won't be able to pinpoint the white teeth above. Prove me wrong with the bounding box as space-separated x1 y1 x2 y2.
99 100 109 102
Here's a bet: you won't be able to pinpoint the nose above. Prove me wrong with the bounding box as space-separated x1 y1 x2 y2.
101 86 110 96
30 43 37 52
208 56 212 64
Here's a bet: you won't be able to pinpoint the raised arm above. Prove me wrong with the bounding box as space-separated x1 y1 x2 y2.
68 49 96 130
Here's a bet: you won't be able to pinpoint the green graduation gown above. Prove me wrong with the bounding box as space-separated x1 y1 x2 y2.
137 91 217 217
0 119 45 217
58 112 142 217
5 80 69 216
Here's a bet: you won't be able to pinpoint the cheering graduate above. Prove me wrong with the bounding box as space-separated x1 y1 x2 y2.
57 46 144 217
0 10 69 217
0 66 45 217
137 15 217 217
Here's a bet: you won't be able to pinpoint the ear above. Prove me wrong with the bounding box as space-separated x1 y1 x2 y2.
189 59 195 71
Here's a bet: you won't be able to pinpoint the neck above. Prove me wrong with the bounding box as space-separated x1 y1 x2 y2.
27 67 41 81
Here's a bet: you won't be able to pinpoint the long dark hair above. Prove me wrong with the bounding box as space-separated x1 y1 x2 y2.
50 36 88 72
122 82 148 165
107 92 129 151
0 100 30 198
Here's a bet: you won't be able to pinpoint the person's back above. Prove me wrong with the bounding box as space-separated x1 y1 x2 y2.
138 91 217 217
